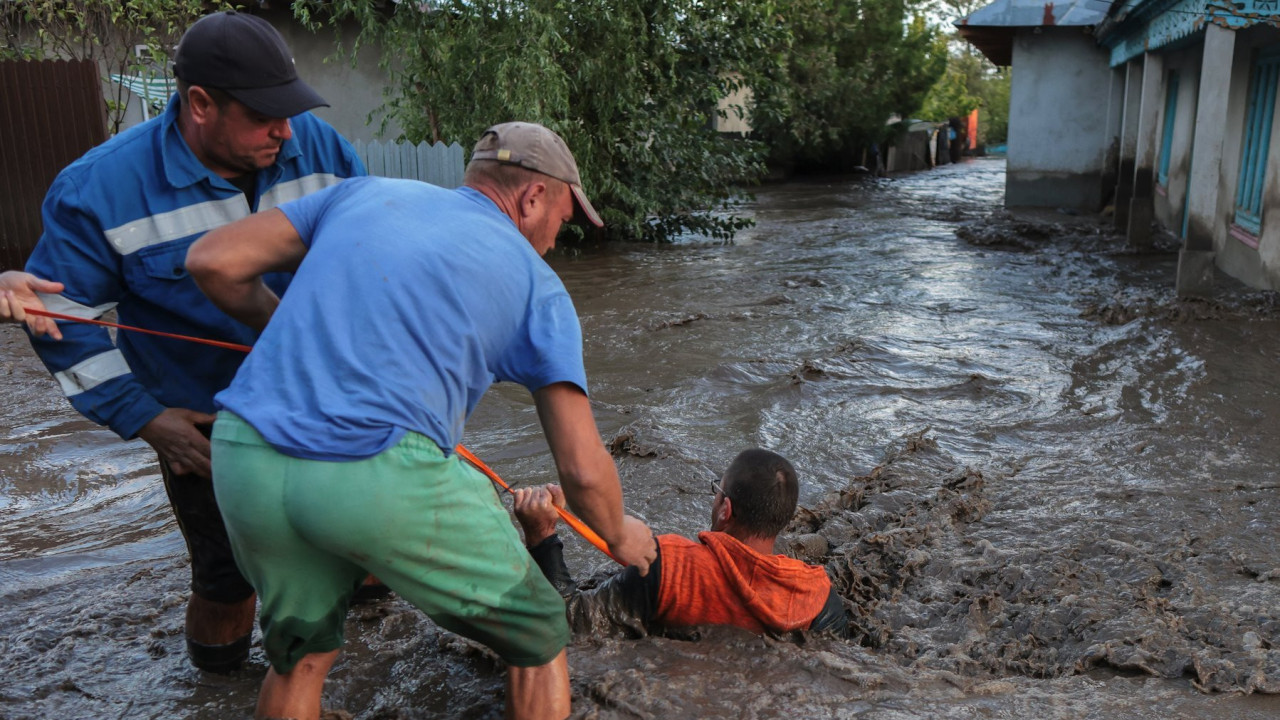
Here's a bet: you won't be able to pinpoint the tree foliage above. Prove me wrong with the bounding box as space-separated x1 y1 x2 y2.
1 0 216 134
919 0 1013 144
749 0 947 172
309 0 791 242
977 67 1011 144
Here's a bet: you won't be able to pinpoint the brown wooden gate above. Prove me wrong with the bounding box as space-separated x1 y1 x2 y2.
0 59 106 270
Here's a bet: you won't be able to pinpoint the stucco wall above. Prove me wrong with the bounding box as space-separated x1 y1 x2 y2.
1152 46 1201 234
1006 28 1115 209
1214 26 1280 289
265 12 400 143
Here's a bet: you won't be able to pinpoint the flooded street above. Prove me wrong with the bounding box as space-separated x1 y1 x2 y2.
3 158 1280 718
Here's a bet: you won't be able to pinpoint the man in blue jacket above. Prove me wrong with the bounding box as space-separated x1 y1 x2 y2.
23 11 365 673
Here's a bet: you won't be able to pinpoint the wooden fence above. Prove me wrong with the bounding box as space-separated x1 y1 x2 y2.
1 67 463 271
353 139 465 189
0 60 106 270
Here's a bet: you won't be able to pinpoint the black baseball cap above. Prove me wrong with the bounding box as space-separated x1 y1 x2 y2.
173 10 328 118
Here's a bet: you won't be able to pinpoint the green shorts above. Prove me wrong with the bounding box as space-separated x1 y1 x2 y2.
210 411 570 674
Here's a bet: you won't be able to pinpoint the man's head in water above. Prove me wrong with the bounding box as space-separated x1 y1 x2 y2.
711 448 800 542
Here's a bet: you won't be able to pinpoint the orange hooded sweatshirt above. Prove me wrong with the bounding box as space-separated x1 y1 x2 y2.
654 531 831 633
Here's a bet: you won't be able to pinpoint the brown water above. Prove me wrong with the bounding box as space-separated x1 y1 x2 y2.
3 158 1279 719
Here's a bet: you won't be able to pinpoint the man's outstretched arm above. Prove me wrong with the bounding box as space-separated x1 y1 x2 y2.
513 484 659 638
0 271 64 339
186 209 306 332
532 383 656 573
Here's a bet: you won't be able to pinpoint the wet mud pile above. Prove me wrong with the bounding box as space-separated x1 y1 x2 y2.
1080 286 1280 325
954 209 1123 251
785 432 1280 694
958 210 1280 325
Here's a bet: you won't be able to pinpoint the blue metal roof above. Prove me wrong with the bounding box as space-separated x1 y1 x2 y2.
957 0 1109 28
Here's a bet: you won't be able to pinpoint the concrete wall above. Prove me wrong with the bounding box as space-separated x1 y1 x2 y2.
1006 28 1115 209
1152 46 1202 234
1214 26 1280 289
111 12 400 144
1100 66 1126 207
713 72 754 134
265 11 400 143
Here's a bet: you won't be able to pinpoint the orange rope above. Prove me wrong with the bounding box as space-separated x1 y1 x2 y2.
454 445 620 565
25 305 619 563
24 308 252 352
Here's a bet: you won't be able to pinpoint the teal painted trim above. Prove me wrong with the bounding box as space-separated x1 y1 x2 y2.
1159 71 1180 186
1103 0 1209 66
1103 0 1280 67
1234 52 1280 235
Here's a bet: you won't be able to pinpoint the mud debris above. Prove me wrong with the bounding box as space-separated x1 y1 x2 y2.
609 431 662 459
1081 287 1280 325
783 431 1280 694
648 313 709 330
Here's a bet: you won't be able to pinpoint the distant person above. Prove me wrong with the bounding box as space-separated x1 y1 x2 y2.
0 271 62 339
949 117 967 162
22 10 367 673
186 121 655 720
513 448 848 638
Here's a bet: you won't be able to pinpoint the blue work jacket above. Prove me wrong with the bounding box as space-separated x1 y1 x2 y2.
25 95 366 440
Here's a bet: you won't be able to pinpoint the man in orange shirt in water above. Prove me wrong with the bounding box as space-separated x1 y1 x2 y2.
513 448 847 637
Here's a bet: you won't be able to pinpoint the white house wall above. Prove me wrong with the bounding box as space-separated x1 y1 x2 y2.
268 15 400 144
1006 28 1114 208
1152 45 1201 234
1215 26 1280 289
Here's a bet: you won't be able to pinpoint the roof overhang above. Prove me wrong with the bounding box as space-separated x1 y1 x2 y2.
955 0 1108 66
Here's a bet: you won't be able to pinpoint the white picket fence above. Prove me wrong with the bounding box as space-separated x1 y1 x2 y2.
353 139 465 189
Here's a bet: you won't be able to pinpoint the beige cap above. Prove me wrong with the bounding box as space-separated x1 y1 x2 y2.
470 122 603 227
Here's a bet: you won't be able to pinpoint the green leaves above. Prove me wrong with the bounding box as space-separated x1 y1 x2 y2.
315 0 787 242
312 0 950 239
751 0 947 171
919 34 1012 144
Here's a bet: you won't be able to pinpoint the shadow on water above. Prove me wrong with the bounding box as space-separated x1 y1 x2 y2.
2 158 1279 718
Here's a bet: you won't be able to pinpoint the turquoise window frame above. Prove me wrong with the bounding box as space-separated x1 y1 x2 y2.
1234 48 1280 236
1158 71 1179 187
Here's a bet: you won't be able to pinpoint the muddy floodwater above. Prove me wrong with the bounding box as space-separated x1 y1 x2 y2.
3 158 1280 719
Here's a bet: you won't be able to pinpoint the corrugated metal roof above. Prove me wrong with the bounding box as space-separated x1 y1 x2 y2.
957 0 1108 28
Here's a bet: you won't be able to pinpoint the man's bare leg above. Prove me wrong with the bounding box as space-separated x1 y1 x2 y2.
506 649 570 720
256 649 341 720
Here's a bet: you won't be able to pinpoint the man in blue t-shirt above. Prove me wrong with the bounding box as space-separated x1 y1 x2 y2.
187 122 655 720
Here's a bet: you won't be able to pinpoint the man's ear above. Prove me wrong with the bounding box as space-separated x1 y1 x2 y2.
187 86 217 124
716 496 733 528
518 180 548 219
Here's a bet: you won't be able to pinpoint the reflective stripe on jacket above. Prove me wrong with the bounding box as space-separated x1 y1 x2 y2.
25 95 365 439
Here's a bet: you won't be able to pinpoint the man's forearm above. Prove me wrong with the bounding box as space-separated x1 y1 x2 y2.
186 208 304 331
557 445 627 547
196 278 279 332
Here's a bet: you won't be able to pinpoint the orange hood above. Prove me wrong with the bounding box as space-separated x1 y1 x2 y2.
654 531 831 633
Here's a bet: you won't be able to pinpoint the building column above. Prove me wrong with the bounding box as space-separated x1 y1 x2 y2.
1177 24 1236 297
1101 66 1126 207
1115 59 1144 229
1128 51 1164 247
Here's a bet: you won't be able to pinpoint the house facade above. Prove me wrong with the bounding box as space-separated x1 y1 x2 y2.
112 8 398 143
960 0 1280 294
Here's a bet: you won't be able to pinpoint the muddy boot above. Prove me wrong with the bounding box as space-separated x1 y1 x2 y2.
187 634 251 674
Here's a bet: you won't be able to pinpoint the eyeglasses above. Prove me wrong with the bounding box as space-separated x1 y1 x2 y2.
710 478 729 499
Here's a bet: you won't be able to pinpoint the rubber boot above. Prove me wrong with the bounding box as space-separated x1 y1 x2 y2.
187 633 251 674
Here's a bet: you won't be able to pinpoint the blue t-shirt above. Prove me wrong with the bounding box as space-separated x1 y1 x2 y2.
215 177 589 461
